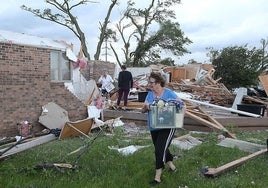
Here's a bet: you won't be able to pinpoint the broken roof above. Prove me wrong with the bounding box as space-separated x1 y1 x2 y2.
0 29 71 51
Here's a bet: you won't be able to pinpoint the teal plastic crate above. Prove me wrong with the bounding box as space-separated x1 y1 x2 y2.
149 105 184 128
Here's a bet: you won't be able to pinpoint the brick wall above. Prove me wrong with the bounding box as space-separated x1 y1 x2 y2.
81 60 116 81
0 43 87 137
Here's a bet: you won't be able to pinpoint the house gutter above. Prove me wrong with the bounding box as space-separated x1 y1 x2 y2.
181 98 261 118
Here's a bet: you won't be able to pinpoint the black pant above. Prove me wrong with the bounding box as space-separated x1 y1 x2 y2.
150 128 175 169
117 88 130 106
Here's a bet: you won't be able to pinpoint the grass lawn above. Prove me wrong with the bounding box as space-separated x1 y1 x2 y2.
0 125 267 188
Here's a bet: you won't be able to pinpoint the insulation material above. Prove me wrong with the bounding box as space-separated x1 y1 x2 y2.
108 145 150 156
87 106 102 119
66 48 77 62
67 68 100 104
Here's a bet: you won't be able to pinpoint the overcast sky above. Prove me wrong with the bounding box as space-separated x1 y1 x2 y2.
0 0 267 65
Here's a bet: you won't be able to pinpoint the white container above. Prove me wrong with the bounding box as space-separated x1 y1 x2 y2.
104 82 115 93
150 105 184 129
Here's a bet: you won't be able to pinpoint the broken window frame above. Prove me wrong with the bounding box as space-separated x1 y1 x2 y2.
50 50 72 82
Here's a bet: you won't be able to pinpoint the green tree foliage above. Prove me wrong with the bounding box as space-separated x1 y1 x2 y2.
111 0 192 67
208 43 267 90
158 57 175 66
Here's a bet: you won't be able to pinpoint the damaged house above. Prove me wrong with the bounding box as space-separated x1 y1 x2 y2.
0 30 116 137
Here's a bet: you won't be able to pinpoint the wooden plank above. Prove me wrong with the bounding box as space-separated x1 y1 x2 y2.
185 111 236 139
185 111 221 130
86 87 95 105
103 109 268 131
259 75 268 96
216 116 268 126
0 134 56 160
197 106 231 132
204 148 267 177
201 64 215 71
59 118 93 140
195 107 237 139
125 102 144 109
187 109 208 119
171 67 187 82
184 64 200 79
244 95 268 106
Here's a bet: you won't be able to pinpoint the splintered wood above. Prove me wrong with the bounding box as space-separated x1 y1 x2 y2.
184 105 236 139
164 64 234 106
168 82 234 106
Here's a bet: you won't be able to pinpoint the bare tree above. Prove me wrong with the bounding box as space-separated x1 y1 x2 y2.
110 16 137 67
94 0 118 60
259 37 268 70
110 0 191 67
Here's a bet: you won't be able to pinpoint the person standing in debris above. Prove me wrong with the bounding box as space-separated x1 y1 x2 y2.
98 70 114 97
141 72 185 186
116 65 133 110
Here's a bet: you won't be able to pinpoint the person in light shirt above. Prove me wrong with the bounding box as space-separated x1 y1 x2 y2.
98 70 114 97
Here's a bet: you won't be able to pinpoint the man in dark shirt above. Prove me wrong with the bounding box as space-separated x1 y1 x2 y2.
116 65 133 110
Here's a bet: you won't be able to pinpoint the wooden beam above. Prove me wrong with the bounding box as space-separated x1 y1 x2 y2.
86 87 95 105
258 75 268 96
197 106 223 128
197 106 235 138
204 148 267 177
185 111 236 139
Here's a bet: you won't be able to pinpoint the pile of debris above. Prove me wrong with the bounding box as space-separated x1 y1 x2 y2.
101 63 268 138
128 63 268 107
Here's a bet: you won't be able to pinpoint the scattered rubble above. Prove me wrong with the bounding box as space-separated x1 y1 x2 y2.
102 64 268 137
172 134 202 150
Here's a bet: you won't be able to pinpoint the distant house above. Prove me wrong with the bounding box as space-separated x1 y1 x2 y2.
0 30 89 137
